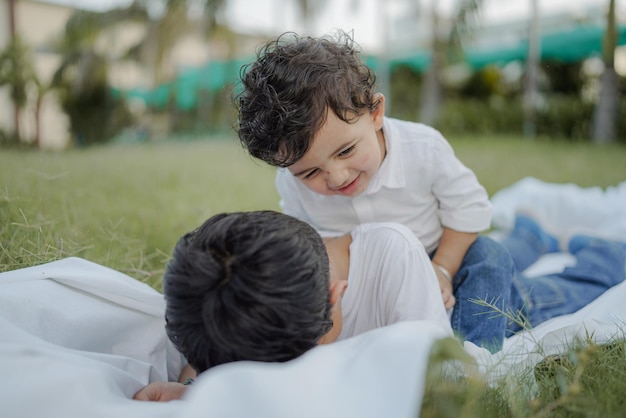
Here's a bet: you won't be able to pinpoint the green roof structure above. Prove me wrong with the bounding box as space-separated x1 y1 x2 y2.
117 24 625 110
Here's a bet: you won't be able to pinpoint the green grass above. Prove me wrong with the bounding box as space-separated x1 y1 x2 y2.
2 134 625 283
421 336 626 418
449 134 626 195
2 134 626 416
0 137 279 288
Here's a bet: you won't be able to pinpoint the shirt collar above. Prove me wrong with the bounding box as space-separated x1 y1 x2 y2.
366 117 406 194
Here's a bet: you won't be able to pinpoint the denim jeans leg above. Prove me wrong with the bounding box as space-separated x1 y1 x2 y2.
511 239 626 332
450 236 515 352
499 228 544 272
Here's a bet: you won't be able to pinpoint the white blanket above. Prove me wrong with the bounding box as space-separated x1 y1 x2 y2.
1 177 625 418
473 176 626 378
0 257 447 418
490 176 626 240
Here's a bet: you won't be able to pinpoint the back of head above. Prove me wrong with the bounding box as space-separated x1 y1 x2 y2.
163 210 331 373
236 30 378 167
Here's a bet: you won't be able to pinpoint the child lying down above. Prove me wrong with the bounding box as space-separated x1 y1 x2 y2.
1 212 625 417
136 210 626 401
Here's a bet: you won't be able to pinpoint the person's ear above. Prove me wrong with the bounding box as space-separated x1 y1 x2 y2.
370 93 385 130
329 279 348 306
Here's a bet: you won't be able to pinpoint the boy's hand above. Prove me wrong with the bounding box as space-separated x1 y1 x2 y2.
133 382 188 402
432 262 456 310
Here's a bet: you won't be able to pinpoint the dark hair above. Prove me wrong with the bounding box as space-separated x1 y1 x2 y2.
163 210 332 373
236 30 378 167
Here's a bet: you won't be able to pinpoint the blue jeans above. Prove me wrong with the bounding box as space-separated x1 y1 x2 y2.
507 238 626 336
448 236 515 352
499 226 548 272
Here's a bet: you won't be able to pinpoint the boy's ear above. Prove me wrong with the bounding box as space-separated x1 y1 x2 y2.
371 93 385 130
329 280 348 305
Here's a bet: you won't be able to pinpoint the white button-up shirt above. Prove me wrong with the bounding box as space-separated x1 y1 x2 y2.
276 117 492 254
339 223 453 340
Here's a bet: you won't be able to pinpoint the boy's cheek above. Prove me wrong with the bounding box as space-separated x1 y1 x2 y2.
307 180 335 196
296 177 310 188
361 153 382 173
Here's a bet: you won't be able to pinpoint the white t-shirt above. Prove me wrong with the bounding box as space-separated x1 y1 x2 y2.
276 117 492 254
338 223 453 340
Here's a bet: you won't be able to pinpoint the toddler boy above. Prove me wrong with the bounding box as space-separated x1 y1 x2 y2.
236 30 512 349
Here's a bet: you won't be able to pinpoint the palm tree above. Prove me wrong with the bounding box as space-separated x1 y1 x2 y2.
126 0 235 134
6 0 18 141
0 35 39 145
419 0 484 125
523 0 540 137
51 0 232 144
591 0 619 143
0 0 42 145
51 4 148 145
129 0 188 85
127 0 229 85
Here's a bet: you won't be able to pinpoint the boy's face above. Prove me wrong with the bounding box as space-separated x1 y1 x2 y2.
287 95 386 197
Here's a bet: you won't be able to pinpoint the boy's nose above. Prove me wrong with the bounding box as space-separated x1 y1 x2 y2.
325 169 349 189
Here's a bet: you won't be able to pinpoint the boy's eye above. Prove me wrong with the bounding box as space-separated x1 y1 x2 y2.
304 169 319 180
338 145 355 157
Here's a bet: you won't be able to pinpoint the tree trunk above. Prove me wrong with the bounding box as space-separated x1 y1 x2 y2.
592 0 618 144
591 67 618 143
34 90 43 148
377 0 391 109
523 0 540 138
419 59 442 125
8 0 21 143
419 5 442 125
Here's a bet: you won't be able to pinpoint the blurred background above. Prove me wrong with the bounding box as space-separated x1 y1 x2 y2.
1 0 625 149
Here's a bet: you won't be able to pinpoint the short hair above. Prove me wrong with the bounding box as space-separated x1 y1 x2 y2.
236 30 379 167
163 210 332 373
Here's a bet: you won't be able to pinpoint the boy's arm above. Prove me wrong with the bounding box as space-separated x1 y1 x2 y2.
133 381 188 402
431 227 477 310
178 364 197 383
431 134 492 234
133 363 197 402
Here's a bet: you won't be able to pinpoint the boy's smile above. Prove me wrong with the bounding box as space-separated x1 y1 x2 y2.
333 175 361 195
288 95 387 197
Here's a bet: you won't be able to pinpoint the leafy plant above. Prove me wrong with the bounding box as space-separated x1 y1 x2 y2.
0 35 40 145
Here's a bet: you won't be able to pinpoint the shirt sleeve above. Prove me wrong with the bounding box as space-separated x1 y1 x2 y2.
351 224 453 334
430 134 492 232
378 227 453 333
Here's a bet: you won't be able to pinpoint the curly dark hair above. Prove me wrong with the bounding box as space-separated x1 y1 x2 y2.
236 30 379 167
163 210 332 373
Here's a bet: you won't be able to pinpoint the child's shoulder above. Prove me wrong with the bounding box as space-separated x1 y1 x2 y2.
384 118 453 160
387 117 442 135
385 117 448 145
352 222 423 251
